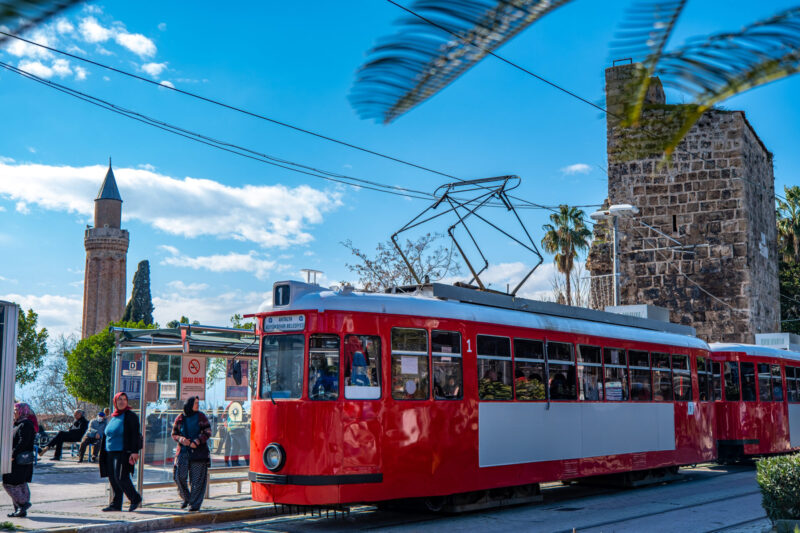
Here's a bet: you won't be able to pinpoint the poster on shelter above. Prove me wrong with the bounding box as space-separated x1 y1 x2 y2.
119 360 142 401
225 359 249 401
181 356 206 400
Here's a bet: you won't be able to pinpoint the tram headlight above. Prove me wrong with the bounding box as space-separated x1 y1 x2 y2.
263 443 286 472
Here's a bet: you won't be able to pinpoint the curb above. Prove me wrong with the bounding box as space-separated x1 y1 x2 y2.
37 505 275 533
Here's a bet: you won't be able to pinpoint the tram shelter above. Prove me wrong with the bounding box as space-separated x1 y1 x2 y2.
110 323 258 495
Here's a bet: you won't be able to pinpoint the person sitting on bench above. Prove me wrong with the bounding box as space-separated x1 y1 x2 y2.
39 410 88 461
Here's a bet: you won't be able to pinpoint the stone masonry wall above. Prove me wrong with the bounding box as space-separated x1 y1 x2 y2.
82 226 128 338
588 64 779 343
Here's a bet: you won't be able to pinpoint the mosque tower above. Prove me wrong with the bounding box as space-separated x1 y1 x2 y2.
81 160 129 338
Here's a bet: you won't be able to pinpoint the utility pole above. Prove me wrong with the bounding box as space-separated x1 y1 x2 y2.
590 204 639 307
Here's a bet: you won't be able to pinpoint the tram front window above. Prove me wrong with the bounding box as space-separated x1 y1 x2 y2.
261 334 304 399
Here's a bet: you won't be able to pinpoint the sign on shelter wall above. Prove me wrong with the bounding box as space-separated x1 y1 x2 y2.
181 356 206 401
120 360 142 401
225 359 249 401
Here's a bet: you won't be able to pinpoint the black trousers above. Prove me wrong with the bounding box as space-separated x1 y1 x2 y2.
46 430 83 459
105 451 141 508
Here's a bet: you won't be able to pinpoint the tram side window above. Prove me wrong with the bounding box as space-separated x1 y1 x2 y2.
757 363 772 402
771 365 783 402
515 339 546 401
629 350 651 401
432 330 462 400
741 362 757 402
724 362 741 401
308 334 339 400
547 342 577 400
477 335 513 401
788 367 800 402
711 361 722 401
696 356 710 401
391 328 429 400
672 355 692 401
652 353 673 401
603 348 629 401
261 334 304 399
577 345 602 401
343 335 381 400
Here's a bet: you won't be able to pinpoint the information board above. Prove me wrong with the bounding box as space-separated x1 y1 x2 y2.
119 360 142 401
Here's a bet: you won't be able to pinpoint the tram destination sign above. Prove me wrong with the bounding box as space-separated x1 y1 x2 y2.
263 314 305 332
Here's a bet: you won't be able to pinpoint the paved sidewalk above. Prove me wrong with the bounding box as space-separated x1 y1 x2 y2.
0 455 267 531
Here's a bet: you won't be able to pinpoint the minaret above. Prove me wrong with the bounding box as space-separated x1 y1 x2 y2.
81 160 129 338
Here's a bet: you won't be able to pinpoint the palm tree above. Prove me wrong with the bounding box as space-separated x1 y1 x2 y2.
351 1 800 158
777 185 800 263
540 205 592 306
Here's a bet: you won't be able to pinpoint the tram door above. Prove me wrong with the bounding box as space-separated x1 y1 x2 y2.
0 302 19 475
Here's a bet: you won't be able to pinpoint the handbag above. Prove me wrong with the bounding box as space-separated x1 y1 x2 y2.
15 451 34 466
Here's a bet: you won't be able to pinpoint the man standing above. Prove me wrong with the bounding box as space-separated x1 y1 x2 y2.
78 411 107 463
38 410 89 461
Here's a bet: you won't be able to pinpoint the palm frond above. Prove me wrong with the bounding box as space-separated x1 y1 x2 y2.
0 1 82 41
350 0 573 124
610 0 687 124
629 7 800 158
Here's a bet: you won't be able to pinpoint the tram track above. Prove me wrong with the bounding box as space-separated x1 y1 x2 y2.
191 465 760 533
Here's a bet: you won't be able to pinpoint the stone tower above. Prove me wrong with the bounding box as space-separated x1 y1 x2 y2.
82 161 129 338
587 64 780 343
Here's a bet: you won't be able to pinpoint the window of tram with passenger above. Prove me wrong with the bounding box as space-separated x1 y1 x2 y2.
652 353 672 401
308 335 339 400
514 339 546 401
343 334 381 399
577 345 602 401
629 350 652 401
547 342 577 400
391 328 429 400
431 330 462 400
787 366 800 402
740 362 757 401
603 348 629 401
477 335 513 400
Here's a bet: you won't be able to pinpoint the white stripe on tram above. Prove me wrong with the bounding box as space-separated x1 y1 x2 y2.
478 402 676 468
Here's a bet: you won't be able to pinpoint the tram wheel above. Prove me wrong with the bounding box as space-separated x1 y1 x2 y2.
424 496 447 512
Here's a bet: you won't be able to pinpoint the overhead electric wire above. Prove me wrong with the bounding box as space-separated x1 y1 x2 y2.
0 29 596 215
0 59 436 201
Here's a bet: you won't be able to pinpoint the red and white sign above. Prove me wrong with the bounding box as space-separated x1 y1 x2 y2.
180 356 206 401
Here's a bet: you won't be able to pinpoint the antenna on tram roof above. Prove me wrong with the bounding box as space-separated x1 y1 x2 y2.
391 175 543 296
300 269 324 285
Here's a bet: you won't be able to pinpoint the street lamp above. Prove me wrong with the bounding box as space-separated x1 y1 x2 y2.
590 204 639 306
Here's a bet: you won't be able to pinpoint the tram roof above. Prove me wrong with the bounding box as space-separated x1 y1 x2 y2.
260 281 708 351
709 343 800 362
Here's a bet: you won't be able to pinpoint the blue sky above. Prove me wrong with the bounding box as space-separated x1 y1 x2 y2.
1 1 799 338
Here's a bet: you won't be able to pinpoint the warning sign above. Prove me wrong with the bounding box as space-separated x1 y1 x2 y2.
180 356 206 401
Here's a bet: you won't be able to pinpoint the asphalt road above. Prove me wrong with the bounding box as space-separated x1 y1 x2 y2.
183 464 771 533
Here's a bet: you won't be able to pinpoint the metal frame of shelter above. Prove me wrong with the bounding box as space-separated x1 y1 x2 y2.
111 323 259 496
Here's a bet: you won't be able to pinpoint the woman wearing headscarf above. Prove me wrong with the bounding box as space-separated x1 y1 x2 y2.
98 392 142 512
3 403 36 517
171 396 211 511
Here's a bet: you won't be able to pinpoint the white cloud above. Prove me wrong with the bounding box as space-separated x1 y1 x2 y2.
65 44 86 54
79 17 112 43
138 163 156 171
115 32 156 58
153 289 268 328
161 248 277 280
141 61 167 77
0 206 5 212
18 60 53 78
51 58 72 77
561 163 592 175
55 19 75 34
74 66 88 81
26 147 36 154
5 29 54 59
440 261 556 300
0 293 82 338
15 201 29 214
0 161 342 247
159 80 174 88
96 46 114 56
166 280 209 292
158 22 167 32
0 156 14 163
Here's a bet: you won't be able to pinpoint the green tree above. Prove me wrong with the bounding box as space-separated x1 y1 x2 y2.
16 308 48 386
541 205 592 306
122 260 154 325
63 320 154 406
777 186 800 263
780 261 800 336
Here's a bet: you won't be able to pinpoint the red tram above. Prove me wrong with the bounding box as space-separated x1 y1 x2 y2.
708 343 800 461
247 280 716 507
